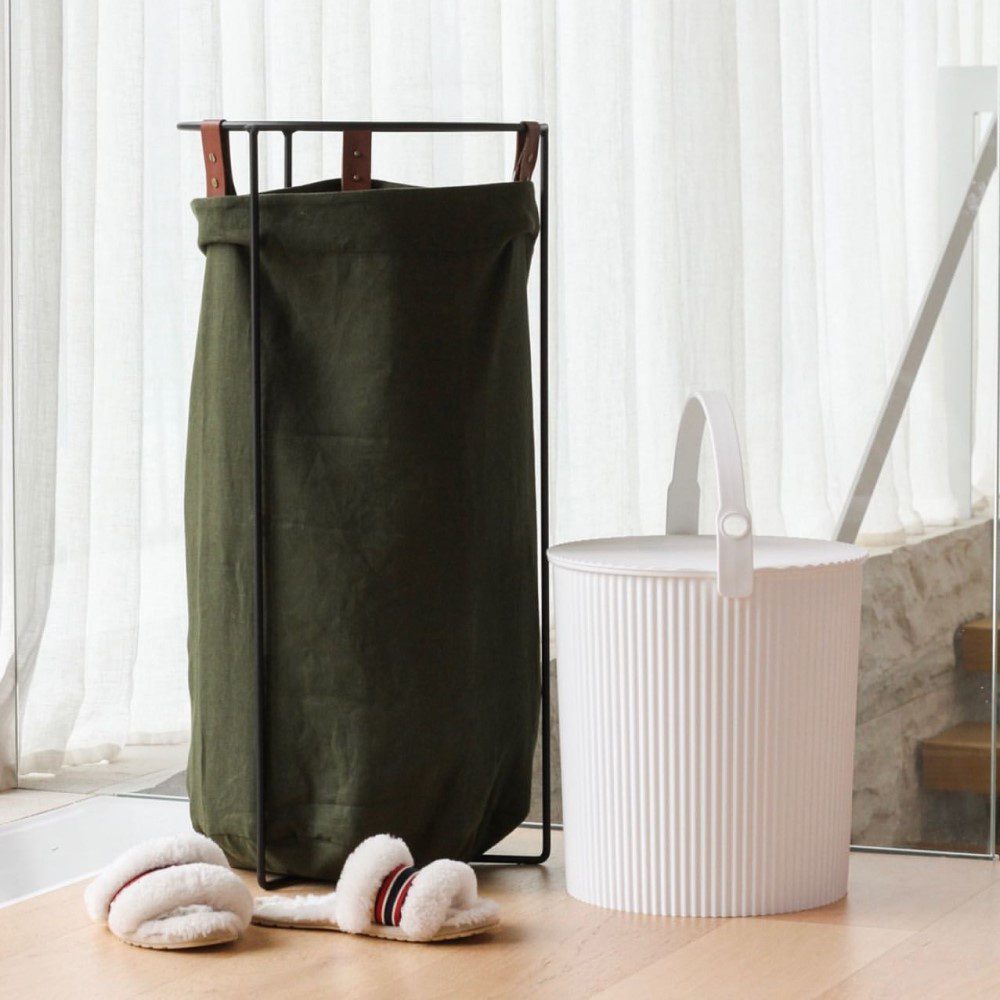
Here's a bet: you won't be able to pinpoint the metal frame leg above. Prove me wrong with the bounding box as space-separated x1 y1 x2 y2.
475 126 552 866
250 127 298 890
244 123 551 887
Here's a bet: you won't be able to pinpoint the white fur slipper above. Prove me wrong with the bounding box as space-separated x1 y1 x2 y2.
85 833 253 950
252 835 500 942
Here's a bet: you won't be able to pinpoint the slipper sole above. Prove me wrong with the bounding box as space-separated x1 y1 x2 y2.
118 929 241 950
251 914 500 942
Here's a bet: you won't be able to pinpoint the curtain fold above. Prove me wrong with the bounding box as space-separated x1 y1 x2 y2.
0 1 14 790
8 0 64 779
3 0 998 782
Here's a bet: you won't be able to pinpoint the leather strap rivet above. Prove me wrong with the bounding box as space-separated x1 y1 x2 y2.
342 129 372 191
201 119 234 197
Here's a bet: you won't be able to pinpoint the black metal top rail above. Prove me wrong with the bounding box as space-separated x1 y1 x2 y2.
177 120 548 133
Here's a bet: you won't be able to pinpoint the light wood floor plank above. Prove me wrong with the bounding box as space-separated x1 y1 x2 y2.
2 828 995 999
139 833 724 1000
764 851 998 931
594 920 911 1000
822 876 1000 999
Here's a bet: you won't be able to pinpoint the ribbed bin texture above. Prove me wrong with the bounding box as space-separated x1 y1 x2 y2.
554 564 863 917
550 390 868 917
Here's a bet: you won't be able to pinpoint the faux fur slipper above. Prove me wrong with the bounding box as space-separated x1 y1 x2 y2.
252 834 500 942
85 833 253 950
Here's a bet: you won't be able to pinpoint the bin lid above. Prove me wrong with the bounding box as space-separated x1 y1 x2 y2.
547 534 867 578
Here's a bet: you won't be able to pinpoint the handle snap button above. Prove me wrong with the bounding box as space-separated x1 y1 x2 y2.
719 512 750 540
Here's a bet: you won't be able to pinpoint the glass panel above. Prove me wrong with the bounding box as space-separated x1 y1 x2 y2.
847 95 998 856
0 0 13 787
4 5 518 806
5 3 999 857
11 1 190 798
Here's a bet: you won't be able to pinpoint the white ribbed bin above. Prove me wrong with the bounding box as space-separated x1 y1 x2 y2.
548 392 867 917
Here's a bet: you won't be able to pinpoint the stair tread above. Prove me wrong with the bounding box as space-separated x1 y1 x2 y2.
921 723 993 794
922 722 991 750
961 617 993 631
957 617 995 672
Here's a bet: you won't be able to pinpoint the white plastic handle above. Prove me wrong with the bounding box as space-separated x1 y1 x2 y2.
664 391 753 598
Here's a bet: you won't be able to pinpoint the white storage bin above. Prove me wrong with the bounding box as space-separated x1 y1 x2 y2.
548 391 867 917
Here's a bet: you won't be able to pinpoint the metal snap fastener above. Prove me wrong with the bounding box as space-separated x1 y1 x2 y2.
211 177 219 188
352 173 360 181
719 512 750 539
353 149 361 158
208 152 217 163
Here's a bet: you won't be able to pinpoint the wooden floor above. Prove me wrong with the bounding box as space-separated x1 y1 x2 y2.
3 828 1000 999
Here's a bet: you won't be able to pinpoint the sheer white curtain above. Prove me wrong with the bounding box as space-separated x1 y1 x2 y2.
554 0 998 549
1 3 14 789
1 0 996 784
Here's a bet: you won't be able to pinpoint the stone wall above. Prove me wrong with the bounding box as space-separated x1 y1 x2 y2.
532 519 994 845
852 518 992 848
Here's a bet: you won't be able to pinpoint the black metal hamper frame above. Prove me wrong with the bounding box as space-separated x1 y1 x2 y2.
177 119 551 889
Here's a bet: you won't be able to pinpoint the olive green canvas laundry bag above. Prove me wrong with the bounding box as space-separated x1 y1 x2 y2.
185 176 540 879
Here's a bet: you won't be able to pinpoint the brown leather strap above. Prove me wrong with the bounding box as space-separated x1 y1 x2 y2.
513 121 540 182
342 130 372 191
201 120 235 197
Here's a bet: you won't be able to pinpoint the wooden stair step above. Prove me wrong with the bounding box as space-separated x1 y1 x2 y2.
921 722 993 794
957 617 995 673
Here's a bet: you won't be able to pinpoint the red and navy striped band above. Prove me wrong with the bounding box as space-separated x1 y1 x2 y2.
373 864 419 926
108 864 179 907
